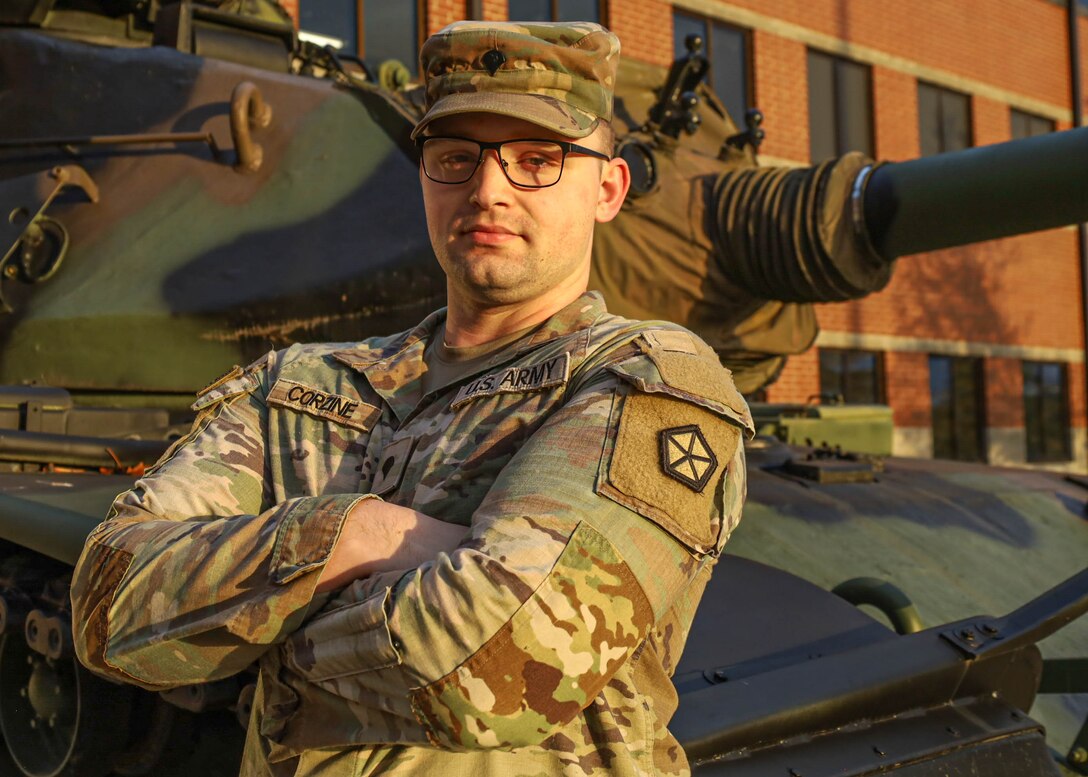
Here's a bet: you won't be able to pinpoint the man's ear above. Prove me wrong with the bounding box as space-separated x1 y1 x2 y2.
595 156 631 223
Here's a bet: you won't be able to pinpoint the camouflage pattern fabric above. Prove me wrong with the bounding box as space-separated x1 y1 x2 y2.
412 21 620 140
70 292 754 776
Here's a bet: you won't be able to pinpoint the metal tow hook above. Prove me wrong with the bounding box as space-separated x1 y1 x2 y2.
1 165 98 313
230 81 273 174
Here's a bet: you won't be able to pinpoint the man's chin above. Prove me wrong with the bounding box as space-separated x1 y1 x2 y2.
452 273 537 306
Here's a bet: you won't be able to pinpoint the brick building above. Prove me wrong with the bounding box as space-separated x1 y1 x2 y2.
282 0 1088 474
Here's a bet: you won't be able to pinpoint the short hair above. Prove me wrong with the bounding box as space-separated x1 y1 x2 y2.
595 120 617 157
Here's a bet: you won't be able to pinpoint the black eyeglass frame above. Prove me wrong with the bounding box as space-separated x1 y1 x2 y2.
416 135 613 189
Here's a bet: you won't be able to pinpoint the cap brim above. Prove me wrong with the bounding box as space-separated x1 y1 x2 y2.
411 91 597 140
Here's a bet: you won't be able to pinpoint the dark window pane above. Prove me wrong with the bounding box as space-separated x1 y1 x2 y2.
1010 109 1029 141
363 2 418 67
940 89 970 152
919 82 970 155
930 355 984 461
930 356 954 458
710 23 748 127
509 0 553 21
299 0 357 54
819 349 883 404
673 12 708 62
844 351 880 403
918 82 942 156
1010 108 1054 139
836 58 873 156
1024 361 1071 461
819 349 843 400
556 0 599 23
808 50 836 161
951 358 982 460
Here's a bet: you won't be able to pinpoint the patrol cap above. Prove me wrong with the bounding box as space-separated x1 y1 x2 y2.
412 20 621 140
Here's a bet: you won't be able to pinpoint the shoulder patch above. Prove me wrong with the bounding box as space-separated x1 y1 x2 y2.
450 352 570 409
660 424 718 492
599 391 740 555
267 379 380 433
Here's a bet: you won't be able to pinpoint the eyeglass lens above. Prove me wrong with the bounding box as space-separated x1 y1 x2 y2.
421 139 566 187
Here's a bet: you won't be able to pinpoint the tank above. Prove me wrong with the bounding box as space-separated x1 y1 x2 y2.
0 4 1085 776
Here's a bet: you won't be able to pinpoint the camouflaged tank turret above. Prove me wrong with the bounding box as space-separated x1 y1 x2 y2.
0 4 1085 777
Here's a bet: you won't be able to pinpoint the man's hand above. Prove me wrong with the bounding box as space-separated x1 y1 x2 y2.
316 498 467 592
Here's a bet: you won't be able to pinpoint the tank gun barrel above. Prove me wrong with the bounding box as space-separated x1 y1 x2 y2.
862 125 1088 259
712 126 1088 306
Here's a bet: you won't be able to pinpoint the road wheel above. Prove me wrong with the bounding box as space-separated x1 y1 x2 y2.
0 632 132 777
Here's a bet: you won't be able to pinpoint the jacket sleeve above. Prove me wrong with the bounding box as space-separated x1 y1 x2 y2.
70 360 373 690
274 347 751 752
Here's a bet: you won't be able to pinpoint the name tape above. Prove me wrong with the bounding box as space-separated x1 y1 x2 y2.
267 379 380 432
451 352 570 409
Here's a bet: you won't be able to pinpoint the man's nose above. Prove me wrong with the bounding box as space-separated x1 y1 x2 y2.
470 149 513 207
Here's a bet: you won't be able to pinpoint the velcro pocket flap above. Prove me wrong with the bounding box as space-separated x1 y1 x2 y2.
605 336 754 437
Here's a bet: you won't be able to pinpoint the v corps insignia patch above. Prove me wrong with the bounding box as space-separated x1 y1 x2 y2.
659 425 718 492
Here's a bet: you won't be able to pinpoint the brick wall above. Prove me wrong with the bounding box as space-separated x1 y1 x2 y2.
1071 356 1087 431
682 0 1072 108
883 351 932 428
972 95 1010 147
482 0 508 21
750 31 809 163
1082 14 1088 123
985 357 1026 428
608 0 674 67
872 66 919 160
764 348 818 403
427 0 469 33
815 229 1083 352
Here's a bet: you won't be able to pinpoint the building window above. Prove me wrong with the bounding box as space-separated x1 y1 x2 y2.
819 349 885 404
929 356 985 462
1023 361 1072 462
1010 108 1055 140
807 50 873 161
917 82 972 156
672 11 750 126
298 1 421 69
508 0 603 23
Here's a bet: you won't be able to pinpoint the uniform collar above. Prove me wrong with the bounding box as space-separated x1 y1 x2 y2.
512 290 607 358
330 308 446 423
330 292 608 422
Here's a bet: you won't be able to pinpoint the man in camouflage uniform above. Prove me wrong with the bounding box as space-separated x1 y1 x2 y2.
71 20 754 777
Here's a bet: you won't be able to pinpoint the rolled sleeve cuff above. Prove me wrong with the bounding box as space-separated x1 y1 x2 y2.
270 494 381 585
283 586 401 682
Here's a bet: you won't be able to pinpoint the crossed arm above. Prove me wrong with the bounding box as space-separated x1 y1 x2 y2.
315 499 464 593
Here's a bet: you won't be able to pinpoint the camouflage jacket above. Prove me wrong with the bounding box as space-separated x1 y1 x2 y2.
71 292 754 776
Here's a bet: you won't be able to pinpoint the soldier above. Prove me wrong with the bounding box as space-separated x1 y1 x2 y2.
70 19 754 777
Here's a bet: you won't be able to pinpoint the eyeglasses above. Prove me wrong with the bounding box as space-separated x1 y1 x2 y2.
417 136 612 188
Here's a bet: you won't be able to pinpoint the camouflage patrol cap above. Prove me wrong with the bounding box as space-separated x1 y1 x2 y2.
412 21 621 140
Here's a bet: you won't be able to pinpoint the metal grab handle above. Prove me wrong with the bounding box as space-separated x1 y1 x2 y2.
229 82 273 174
831 577 924 635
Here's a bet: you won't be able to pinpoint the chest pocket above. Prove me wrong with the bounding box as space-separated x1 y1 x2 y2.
266 378 383 497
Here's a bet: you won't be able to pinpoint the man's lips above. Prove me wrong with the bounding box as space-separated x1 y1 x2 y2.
461 224 521 245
